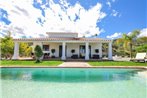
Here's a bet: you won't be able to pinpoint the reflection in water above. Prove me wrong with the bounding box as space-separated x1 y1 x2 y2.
21 73 32 80
2 71 32 81
1 68 143 83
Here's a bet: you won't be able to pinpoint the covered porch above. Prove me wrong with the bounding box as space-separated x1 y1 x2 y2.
12 38 112 60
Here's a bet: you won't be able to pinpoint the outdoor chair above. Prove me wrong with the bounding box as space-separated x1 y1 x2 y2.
43 53 50 59
131 53 147 63
71 54 78 59
92 54 99 59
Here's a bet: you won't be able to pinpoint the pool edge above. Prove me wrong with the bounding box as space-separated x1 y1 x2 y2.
0 66 147 70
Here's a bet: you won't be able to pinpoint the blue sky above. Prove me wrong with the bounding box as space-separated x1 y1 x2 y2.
98 0 147 38
0 0 146 38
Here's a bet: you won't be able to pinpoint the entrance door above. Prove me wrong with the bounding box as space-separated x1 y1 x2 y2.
59 45 67 57
59 45 62 57
79 45 91 58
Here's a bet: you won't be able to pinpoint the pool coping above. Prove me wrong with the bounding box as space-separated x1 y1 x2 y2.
0 66 147 70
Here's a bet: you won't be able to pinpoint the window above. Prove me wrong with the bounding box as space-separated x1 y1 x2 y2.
43 45 49 51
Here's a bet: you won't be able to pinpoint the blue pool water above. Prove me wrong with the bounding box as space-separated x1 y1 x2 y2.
1 68 147 98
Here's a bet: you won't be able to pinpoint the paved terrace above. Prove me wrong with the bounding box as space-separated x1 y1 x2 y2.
58 62 91 67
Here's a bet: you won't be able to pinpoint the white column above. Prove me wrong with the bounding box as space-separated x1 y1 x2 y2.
99 43 102 59
61 42 66 60
85 42 89 60
108 42 112 60
12 42 19 60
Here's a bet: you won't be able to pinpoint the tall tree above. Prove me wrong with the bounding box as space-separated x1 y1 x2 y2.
1 36 14 59
116 30 140 58
19 43 32 57
1 31 32 59
135 37 147 52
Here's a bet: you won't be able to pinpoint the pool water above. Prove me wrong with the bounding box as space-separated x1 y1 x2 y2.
1 68 147 98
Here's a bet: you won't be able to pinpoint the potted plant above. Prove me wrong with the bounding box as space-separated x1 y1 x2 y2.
71 49 75 58
51 49 56 58
71 49 75 55
95 49 99 53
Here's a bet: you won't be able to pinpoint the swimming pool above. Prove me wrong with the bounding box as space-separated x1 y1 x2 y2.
1 68 147 98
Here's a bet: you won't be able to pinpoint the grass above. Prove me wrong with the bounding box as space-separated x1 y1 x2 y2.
88 61 147 66
1 60 146 67
0 60 63 66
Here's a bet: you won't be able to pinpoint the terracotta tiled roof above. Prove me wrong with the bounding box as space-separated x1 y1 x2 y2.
13 37 111 42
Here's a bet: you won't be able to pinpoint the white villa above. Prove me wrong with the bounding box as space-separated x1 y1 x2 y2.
12 32 112 60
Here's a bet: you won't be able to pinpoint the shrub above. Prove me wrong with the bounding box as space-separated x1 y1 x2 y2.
95 49 99 53
34 45 43 63
51 49 56 58
71 49 75 54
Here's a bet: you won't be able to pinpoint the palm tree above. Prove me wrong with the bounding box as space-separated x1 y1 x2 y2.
116 30 140 58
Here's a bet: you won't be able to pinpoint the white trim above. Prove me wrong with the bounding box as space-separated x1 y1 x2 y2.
13 40 111 43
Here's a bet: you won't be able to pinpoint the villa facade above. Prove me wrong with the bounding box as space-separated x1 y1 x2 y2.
12 32 112 60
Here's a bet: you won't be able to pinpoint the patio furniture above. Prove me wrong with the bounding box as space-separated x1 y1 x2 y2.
92 54 99 59
43 53 50 59
51 49 56 58
131 53 147 62
31 53 35 59
80 53 85 58
71 54 78 59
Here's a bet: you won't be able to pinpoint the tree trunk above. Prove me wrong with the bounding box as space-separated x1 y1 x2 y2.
130 43 133 58
36 57 40 63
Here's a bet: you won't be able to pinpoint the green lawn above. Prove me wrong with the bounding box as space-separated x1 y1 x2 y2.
88 61 147 66
1 60 63 66
1 60 146 67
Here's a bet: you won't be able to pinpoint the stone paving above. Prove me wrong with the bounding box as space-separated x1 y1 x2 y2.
58 62 91 67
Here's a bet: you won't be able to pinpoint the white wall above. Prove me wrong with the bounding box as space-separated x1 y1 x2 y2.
66 43 80 58
32 42 102 58
49 43 61 57
67 43 102 58
90 43 102 57
33 42 61 57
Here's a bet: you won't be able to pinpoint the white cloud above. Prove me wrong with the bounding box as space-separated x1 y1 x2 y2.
111 10 119 17
138 28 147 37
127 32 132 35
0 0 44 38
106 28 147 40
127 28 147 37
106 32 122 39
0 0 106 38
112 0 116 2
106 0 120 17
106 0 116 8
106 1 111 8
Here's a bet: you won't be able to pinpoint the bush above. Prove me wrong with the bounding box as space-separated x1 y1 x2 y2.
51 49 55 54
51 49 56 58
71 49 75 54
95 49 99 53
34 45 43 63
